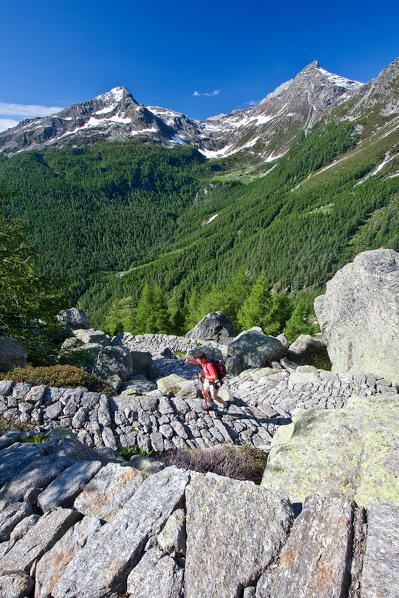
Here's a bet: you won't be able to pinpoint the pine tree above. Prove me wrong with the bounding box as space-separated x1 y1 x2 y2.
273 291 293 331
104 299 124 336
0 190 66 363
152 285 171 333
222 267 253 327
168 290 185 335
198 286 228 320
134 283 156 333
170 307 186 336
186 288 200 330
237 273 274 331
260 295 283 336
283 296 316 343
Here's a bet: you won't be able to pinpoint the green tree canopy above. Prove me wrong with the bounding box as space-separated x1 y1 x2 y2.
0 189 66 363
283 295 318 342
134 283 171 334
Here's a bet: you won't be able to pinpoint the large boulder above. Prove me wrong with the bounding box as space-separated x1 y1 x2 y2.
314 248 399 384
120 376 157 395
157 374 191 395
0 508 81 576
185 472 293 598
34 515 101 598
59 328 143 391
56 308 89 330
261 394 399 506
130 350 160 380
74 463 146 521
256 495 355 598
49 467 189 597
59 339 103 367
0 335 27 372
226 327 285 375
73 329 111 346
287 334 327 363
92 345 133 391
186 311 237 344
126 548 184 597
185 345 223 361
360 504 399 598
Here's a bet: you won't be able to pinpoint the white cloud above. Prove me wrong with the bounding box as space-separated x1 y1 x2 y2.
0 118 19 132
192 89 221 97
246 100 259 106
0 102 63 118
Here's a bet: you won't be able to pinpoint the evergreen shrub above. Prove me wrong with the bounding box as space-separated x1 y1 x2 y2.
0 365 113 394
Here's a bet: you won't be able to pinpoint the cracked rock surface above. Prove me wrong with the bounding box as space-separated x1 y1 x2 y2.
0 430 397 597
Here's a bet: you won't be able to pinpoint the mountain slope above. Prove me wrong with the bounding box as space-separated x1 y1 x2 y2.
0 142 208 298
0 61 364 160
200 60 363 160
1 56 399 330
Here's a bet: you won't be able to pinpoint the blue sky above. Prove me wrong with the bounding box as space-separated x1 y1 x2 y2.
1 0 398 131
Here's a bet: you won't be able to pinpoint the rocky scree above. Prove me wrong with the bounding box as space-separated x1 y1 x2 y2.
0 430 397 598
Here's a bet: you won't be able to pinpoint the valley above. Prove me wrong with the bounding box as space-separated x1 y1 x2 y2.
0 56 398 333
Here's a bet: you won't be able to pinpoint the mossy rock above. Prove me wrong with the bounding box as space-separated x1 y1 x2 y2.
157 374 191 395
262 394 399 506
218 386 233 403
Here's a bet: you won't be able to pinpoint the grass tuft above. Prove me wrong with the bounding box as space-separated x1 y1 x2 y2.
158 444 268 484
118 445 153 461
20 431 50 443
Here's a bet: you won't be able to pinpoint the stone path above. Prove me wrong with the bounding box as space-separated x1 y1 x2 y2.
229 367 398 416
1 361 397 456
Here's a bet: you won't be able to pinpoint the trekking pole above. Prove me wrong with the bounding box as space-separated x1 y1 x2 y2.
196 374 210 411
192 372 203 397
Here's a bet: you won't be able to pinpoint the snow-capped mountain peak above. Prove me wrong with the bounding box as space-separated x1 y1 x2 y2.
0 61 368 159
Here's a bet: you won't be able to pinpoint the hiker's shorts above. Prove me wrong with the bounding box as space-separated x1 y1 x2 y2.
203 378 220 398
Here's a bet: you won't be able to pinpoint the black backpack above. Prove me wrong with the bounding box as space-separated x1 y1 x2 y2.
209 359 227 384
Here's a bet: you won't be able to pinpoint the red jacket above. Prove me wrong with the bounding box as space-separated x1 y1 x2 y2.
186 358 218 380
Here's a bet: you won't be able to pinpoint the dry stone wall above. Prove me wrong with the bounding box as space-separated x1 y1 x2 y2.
0 361 396 456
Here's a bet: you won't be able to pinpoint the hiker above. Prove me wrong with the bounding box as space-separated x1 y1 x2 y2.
186 351 228 414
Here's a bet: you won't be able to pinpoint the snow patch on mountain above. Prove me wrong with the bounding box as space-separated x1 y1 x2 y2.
171 133 186 144
318 67 363 90
130 128 159 136
0 61 368 159
95 86 125 104
202 213 219 225
95 105 118 115
265 150 286 162
199 145 233 159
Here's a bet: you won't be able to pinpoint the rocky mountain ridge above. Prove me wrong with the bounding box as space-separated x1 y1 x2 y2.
0 60 365 160
341 55 399 119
